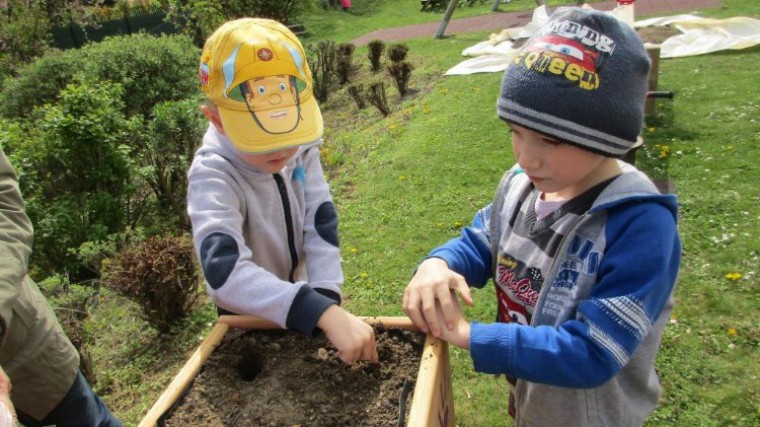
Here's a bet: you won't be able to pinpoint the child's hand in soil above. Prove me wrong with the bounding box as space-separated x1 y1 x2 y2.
317 305 379 364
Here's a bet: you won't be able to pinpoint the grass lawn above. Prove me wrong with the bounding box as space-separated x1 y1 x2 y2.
87 1 759 425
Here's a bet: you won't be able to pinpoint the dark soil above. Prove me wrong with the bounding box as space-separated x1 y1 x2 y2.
163 326 426 427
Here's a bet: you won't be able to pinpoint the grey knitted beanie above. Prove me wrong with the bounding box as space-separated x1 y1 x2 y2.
498 7 651 158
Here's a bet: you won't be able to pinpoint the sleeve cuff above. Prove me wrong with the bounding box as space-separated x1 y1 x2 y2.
470 321 515 375
286 285 337 336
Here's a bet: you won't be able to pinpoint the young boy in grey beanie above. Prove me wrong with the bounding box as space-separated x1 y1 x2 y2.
403 7 681 426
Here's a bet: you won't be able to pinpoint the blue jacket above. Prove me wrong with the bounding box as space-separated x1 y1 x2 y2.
429 162 680 426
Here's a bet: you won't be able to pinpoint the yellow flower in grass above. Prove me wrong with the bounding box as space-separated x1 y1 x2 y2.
658 145 671 159
349 247 358 255
725 272 743 281
727 327 738 336
647 127 656 133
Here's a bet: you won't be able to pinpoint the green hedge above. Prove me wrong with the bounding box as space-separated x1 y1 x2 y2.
0 33 199 120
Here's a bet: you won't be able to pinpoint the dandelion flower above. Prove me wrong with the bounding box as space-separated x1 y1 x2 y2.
725 272 743 281
727 327 738 336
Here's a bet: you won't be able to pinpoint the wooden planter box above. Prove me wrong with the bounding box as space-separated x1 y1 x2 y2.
139 315 455 427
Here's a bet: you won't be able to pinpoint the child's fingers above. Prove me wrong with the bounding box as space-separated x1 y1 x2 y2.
457 282 474 306
435 286 462 331
403 288 432 334
365 340 379 363
420 294 443 337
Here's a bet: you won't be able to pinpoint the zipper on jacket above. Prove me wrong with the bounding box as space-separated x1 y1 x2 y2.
273 173 299 283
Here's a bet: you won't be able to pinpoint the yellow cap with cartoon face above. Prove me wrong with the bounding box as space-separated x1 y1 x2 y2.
199 18 323 153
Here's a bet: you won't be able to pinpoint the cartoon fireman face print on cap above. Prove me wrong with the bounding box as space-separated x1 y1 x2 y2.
200 18 323 153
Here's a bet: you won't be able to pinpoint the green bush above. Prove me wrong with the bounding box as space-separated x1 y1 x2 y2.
80 33 199 118
0 33 199 120
0 49 82 120
101 234 201 333
7 81 140 278
0 33 204 278
141 97 206 231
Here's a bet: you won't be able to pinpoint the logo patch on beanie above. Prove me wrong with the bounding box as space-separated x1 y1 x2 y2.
513 18 617 91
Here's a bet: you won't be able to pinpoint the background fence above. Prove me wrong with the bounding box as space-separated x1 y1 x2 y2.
52 12 179 50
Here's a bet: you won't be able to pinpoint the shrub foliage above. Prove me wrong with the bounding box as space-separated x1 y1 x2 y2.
0 34 202 278
102 234 200 333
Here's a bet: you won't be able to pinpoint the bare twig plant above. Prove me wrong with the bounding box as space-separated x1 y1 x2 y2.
335 43 355 85
366 82 390 116
367 39 385 72
308 40 336 102
348 84 366 109
387 61 413 96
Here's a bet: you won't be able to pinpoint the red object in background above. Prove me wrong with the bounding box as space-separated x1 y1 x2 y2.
617 0 636 4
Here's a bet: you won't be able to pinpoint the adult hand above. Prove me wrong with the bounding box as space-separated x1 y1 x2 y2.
317 305 378 364
402 257 473 337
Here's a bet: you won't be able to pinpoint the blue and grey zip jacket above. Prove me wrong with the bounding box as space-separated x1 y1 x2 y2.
429 162 681 427
187 125 343 336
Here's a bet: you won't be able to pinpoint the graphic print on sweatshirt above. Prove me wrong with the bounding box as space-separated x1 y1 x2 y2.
495 255 543 325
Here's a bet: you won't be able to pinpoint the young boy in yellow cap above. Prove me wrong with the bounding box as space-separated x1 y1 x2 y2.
188 18 377 364
403 7 681 426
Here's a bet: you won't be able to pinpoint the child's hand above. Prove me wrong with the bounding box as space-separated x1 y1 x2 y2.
434 292 471 350
317 305 379 364
403 258 473 337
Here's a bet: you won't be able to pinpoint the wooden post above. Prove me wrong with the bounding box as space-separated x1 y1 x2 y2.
644 46 661 117
435 0 459 39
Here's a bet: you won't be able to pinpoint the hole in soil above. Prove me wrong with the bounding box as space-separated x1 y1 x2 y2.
237 349 264 382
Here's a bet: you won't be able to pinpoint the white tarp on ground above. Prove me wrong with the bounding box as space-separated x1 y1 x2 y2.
446 5 760 75
637 14 760 58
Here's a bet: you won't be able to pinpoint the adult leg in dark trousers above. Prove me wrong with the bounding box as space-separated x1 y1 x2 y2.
17 372 123 427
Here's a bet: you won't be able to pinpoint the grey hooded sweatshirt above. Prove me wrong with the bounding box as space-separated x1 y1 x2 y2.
187 125 343 335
